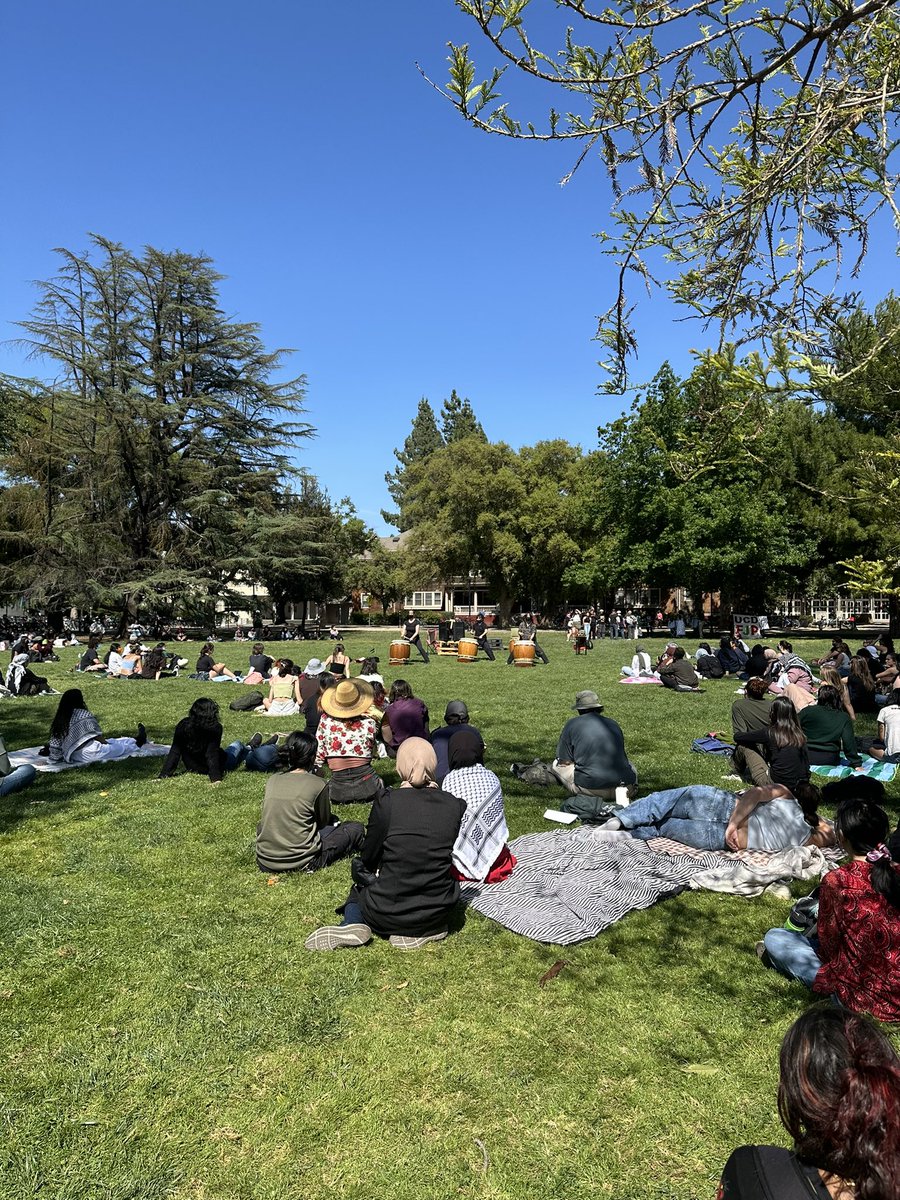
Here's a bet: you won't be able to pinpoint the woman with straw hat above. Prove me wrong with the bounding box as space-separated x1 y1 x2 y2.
305 737 466 952
314 677 384 805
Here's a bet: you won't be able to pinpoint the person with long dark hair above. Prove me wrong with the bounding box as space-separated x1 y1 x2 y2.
718 1004 900 1200
382 679 429 756
323 642 351 679
798 684 861 768
733 695 809 791
255 731 365 873
48 689 148 764
158 698 251 784
760 798 900 1021
262 659 301 715
192 643 241 682
845 653 877 715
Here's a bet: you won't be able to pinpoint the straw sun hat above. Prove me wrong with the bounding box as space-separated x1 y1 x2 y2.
319 678 374 720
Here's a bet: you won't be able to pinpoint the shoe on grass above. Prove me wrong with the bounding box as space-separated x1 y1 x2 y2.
388 929 448 950
264 734 279 746
136 722 147 748
248 732 263 750
304 923 372 951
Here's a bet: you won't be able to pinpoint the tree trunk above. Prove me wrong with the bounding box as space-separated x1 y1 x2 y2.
890 594 900 639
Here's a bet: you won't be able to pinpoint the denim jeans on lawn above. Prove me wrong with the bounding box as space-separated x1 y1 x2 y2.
615 785 734 850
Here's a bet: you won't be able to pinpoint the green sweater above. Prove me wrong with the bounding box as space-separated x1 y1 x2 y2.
798 706 860 765
256 771 330 871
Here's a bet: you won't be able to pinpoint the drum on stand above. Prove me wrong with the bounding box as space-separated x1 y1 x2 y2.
510 639 535 667
574 634 588 655
457 637 478 663
390 639 411 666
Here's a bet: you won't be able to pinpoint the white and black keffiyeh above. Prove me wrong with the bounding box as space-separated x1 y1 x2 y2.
443 763 510 882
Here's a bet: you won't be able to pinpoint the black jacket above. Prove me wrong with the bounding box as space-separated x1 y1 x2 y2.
357 787 465 936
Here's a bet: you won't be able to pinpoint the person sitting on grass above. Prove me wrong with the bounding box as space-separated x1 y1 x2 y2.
817 664 855 719
768 641 815 696
443 728 515 884
255 731 365 874
134 643 173 681
262 659 301 716
323 642 351 679
314 677 384 805
430 700 483 784
716 635 747 676
730 677 775 787
243 642 273 687
600 779 833 851
78 636 107 673
657 645 701 691
870 694 900 763
382 679 429 757
550 690 638 807
733 696 810 793
158 697 251 784
717 1004 900 1200
47 688 148 765
758 798 900 1023
192 643 241 682
620 643 654 677
0 733 37 797
798 684 862 769
694 642 725 679
5 652 52 697
304 738 465 952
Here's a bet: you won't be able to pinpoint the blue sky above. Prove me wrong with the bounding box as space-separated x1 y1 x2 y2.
2 2 896 534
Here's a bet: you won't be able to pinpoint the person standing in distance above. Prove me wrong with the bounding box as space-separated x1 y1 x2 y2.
402 610 429 663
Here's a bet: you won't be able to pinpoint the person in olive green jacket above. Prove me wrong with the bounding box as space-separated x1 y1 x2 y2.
798 685 861 768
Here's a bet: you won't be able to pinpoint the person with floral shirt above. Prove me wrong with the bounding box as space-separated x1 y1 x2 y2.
314 678 384 805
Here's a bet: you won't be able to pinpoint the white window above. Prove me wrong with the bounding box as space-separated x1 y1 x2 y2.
404 591 443 609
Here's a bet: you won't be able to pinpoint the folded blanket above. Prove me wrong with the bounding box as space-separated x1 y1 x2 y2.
9 743 170 773
687 844 838 897
460 828 721 944
810 753 897 782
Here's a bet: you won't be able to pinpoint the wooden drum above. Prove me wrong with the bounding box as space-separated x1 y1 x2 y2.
389 639 411 666
510 639 535 667
457 637 478 663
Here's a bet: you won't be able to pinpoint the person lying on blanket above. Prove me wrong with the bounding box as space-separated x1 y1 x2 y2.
598 780 835 852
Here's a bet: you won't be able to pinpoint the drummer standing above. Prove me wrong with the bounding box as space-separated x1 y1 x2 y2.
506 614 549 664
403 611 429 663
472 613 496 661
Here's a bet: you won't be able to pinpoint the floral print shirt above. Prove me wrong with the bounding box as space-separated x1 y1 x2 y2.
315 714 378 768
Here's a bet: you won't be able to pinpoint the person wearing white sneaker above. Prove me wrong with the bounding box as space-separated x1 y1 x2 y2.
305 738 465 952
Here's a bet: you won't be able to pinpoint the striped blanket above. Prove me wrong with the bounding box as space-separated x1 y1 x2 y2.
460 829 721 944
810 754 897 782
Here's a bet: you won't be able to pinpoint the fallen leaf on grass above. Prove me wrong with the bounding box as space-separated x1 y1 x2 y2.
679 1063 720 1076
56 945 76 958
538 960 569 987
98 792 109 798
266 877 278 886
396 980 409 990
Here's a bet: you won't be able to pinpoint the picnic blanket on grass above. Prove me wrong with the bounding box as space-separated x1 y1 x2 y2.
9 743 169 773
810 753 897 782
460 828 722 944
461 830 845 943
617 674 662 685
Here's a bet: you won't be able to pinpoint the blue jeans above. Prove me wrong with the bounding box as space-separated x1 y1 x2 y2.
0 765 37 797
616 785 734 850
763 928 822 988
222 741 250 772
341 900 365 926
245 744 279 772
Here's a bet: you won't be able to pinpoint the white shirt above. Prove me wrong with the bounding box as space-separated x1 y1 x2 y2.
881 704 900 755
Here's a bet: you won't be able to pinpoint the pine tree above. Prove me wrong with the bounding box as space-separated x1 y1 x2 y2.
381 398 444 529
440 390 485 443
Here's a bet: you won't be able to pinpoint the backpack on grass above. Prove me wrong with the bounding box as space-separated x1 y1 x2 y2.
229 691 264 711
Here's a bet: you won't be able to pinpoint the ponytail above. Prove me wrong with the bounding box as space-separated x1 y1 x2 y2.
836 800 900 911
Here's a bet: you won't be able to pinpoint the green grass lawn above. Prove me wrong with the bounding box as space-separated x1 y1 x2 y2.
2 634 897 1200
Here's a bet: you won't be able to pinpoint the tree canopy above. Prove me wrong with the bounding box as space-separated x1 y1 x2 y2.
0 236 338 625
431 0 900 388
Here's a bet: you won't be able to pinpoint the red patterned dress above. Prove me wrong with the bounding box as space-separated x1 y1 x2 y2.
813 859 900 1022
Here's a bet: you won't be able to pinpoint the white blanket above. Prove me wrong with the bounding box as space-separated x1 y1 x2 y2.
688 844 837 897
9 743 169 773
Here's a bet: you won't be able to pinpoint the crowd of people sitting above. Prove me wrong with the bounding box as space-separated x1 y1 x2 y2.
3 627 900 1196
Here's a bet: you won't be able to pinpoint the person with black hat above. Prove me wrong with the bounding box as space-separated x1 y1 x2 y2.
552 690 637 801
506 614 549 664
430 700 484 783
402 611 429 662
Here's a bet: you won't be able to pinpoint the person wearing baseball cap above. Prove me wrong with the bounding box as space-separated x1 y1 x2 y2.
430 700 484 784
551 690 637 810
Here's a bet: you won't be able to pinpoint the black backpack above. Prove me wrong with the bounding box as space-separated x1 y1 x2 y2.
719 1145 827 1199
229 691 263 711
697 655 725 678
